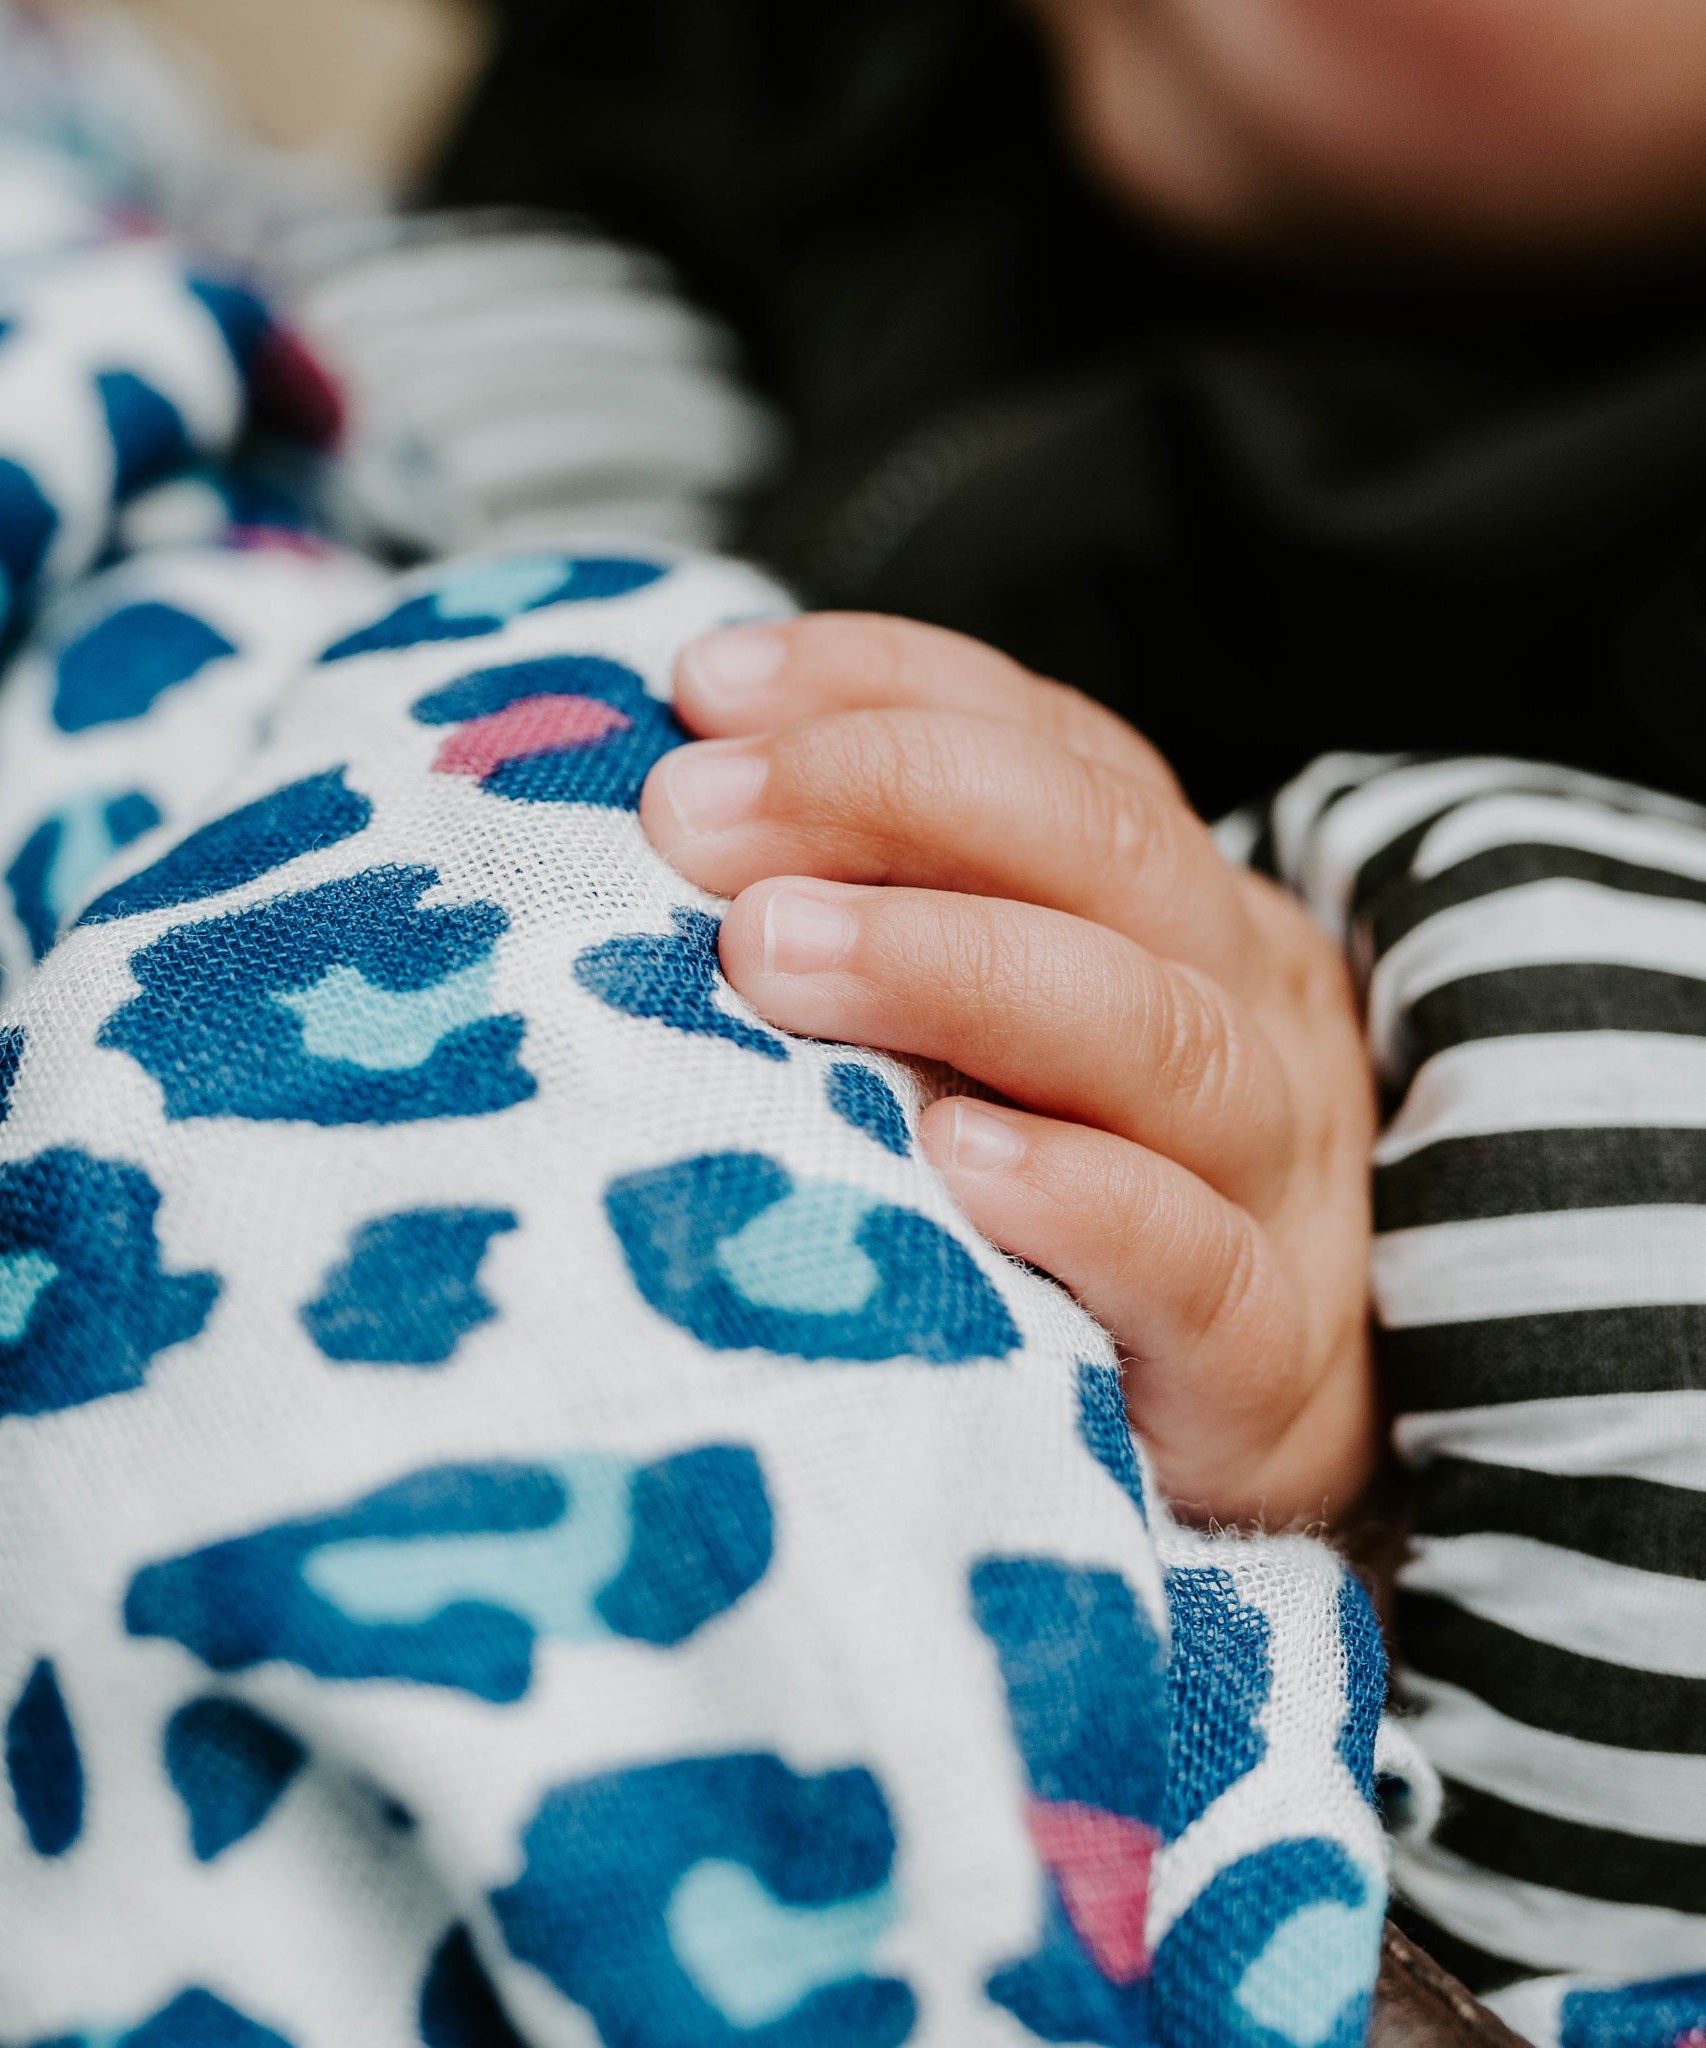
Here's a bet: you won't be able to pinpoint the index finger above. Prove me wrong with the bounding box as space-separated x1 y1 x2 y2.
674 611 1182 799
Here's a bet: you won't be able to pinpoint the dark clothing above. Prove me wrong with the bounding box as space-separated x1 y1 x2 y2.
438 0 1706 817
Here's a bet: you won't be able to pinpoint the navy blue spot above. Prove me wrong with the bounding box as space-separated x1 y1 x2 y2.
125 1449 770 1702
972 1559 1168 1824
6 1658 83 1857
24 1991 292 2048
420 1925 528 2048
575 908 787 1060
98 865 537 1126
11 790 163 959
320 557 668 663
96 370 192 498
1148 1840 1376 2048
81 769 371 925
596 1446 776 1646
1336 1574 1385 1807
164 1697 305 1861
0 457 58 616
1077 1361 1145 1522
0 1148 219 1418
186 276 271 374
1561 1974 1706 2048
412 653 683 809
490 1753 914 2048
826 1065 910 1155
53 602 237 733
986 1885 1145 2048
301 1207 517 1364
0 1026 24 1123
607 1151 1019 1365
1164 1567 1270 1838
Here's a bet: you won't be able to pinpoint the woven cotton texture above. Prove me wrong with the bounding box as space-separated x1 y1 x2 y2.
0 150 1393 2048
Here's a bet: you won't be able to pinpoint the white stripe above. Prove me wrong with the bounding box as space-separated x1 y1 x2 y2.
1369 878 1706 1075
1269 752 1401 898
1399 1671 1706 1843
1396 1837 1706 1979
1213 806 1262 866
1482 1976 1567 2048
1299 758 1550 942
1402 1532 1706 1678
1375 1206 1706 1325
1376 1032 1706 1163
1395 1392 1706 1491
1414 790 1706 885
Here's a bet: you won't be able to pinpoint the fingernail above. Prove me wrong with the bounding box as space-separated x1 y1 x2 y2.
657 740 768 834
943 1100 1026 1174
680 625 787 710
761 881 860 975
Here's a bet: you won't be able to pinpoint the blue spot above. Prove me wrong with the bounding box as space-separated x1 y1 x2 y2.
276 961 496 1071
986 1882 1151 2048
186 275 272 374
420 1925 528 2048
1335 1576 1385 1808
98 865 536 1125
0 458 57 619
125 1988 294 2048
6 1658 82 1857
575 908 788 1060
607 1151 1019 1364
10 790 163 957
596 1446 776 1646
126 1448 771 1702
0 1026 24 1122
1561 1974 1706 2048
0 1250 58 1339
301 1207 517 1364
53 602 237 733
96 371 191 498
490 1752 915 2048
1077 1361 1146 1522
1149 1840 1379 2048
164 1696 304 1861
1163 1568 1270 1838
0 1149 218 1418
320 556 668 661
81 770 369 926
826 1064 910 1155
412 653 684 809
973 1560 1167 1826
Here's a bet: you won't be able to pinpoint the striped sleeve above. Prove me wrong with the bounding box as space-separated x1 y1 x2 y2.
1256 754 1706 1992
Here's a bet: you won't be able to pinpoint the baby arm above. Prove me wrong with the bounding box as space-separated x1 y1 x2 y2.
642 612 1378 1526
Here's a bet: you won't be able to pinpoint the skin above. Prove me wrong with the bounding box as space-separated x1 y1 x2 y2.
642 616 1377 1528
1025 0 1706 257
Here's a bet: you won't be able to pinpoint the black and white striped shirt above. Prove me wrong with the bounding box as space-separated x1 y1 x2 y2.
1234 754 1706 1994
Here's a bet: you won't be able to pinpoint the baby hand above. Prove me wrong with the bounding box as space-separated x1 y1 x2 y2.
641 616 1376 1526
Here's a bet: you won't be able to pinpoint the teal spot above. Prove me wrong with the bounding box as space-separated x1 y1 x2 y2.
275 960 494 1072
434 557 570 621
304 1455 632 1642
0 1250 58 1340
667 1858 898 2029
715 1182 881 1316
1234 1897 1383 2048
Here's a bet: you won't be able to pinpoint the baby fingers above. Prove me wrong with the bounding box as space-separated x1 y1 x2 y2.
717 875 1294 1214
913 1098 1376 1527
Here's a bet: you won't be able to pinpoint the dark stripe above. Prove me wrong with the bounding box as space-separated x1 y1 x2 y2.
1349 809 1444 926
1376 1125 1706 1229
1413 1458 1706 1581
1375 843 1706 957
1386 1902 1533 1996
1380 1304 1706 1411
1406 966 1706 1065
1433 1776 1706 1915
1395 1591 1706 1754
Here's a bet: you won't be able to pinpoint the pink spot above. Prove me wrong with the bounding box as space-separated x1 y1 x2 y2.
1026 1798 1159 1985
433 695 632 779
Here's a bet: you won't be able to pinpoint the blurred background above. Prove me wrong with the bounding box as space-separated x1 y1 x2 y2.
52 0 1706 818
